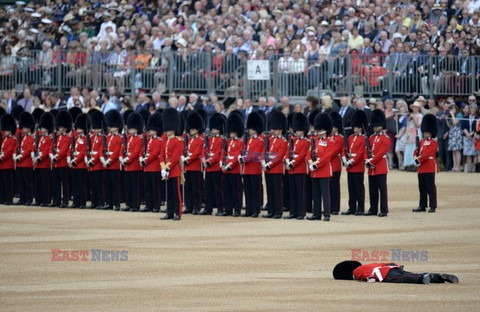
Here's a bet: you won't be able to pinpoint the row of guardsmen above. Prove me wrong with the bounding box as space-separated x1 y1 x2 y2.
0 104 439 221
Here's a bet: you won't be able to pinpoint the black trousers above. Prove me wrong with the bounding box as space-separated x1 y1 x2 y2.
312 178 330 217
105 170 120 207
125 171 141 209
185 171 202 212
52 167 69 206
166 177 182 216
330 171 341 213
0 169 15 203
71 169 87 206
34 168 51 205
282 174 289 211
145 171 161 210
205 171 222 213
384 268 424 284
418 173 437 209
347 172 365 213
266 174 283 216
289 174 306 217
90 170 105 207
159 179 166 202
224 173 242 215
244 174 262 215
16 167 34 204
368 174 388 214
305 176 313 213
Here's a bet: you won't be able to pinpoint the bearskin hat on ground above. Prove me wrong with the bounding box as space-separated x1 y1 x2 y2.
333 261 362 280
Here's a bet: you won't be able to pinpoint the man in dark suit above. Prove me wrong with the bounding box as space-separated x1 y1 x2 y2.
338 96 355 137
354 97 373 136
51 92 68 111
135 92 150 112
436 100 452 171
331 48 348 91
189 93 202 111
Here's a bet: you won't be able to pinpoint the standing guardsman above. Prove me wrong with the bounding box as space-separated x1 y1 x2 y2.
342 110 368 216
140 113 163 213
160 108 184 220
239 111 265 218
221 112 244 217
284 113 310 220
86 111 107 209
202 113 226 216
33 112 54 207
68 113 90 209
413 114 439 213
14 112 35 205
365 109 390 217
101 110 123 211
183 111 204 215
0 114 18 205
50 111 73 208
120 112 144 212
329 112 345 215
262 110 288 219
307 113 334 221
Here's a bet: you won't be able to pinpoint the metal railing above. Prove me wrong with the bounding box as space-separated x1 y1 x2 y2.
1 50 479 100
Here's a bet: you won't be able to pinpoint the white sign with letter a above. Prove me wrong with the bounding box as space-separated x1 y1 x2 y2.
247 60 270 80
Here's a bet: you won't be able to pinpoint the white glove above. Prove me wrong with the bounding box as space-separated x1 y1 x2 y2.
261 160 266 168
367 277 376 283
180 155 185 163
238 155 244 163
161 169 169 179
308 164 315 171
100 157 107 167
341 156 348 166
66 156 71 163
346 159 353 167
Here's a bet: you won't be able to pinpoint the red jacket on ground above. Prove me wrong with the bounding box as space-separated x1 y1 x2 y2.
329 134 344 173
415 138 438 174
367 132 390 176
16 134 34 168
161 136 184 178
143 136 162 172
204 135 223 172
286 136 309 175
224 138 243 174
0 135 17 170
264 135 288 174
123 135 142 172
353 263 400 282
344 134 366 173
307 136 333 178
243 135 265 175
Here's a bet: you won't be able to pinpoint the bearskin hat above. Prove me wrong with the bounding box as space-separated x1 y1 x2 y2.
74 113 91 133
186 111 205 134
351 110 368 129
292 113 309 134
127 112 144 134
371 109 386 129
56 111 73 132
146 113 163 135
333 261 362 280
314 113 333 135
209 112 226 134
421 114 438 137
0 114 16 133
39 112 55 134
180 110 190 133
138 109 150 125
0 107 5 119
226 112 244 137
269 110 287 133
229 110 245 123
330 111 344 133
19 112 35 132
11 105 24 120
68 107 82 123
308 109 320 127
246 111 264 134
256 109 267 129
287 112 294 130
32 108 45 124
91 110 107 131
162 108 181 136
122 109 134 127
105 110 123 129
195 108 208 130
50 109 59 118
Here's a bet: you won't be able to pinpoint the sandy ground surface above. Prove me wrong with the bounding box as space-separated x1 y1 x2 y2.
0 170 479 311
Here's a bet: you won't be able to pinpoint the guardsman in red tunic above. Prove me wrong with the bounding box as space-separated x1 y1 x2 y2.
305 109 320 214
86 111 107 209
221 112 244 217
239 111 265 218
329 111 345 215
160 108 184 220
182 111 204 215
365 109 390 217
14 112 35 205
202 113 226 215
413 114 439 213
101 110 123 211
342 110 368 216
119 112 144 212
262 110 288 219
140 113 163 213
0 114 18 205
33 112 54 206
333 260 459 284
307 113 334 221
50 111 73 208
68 113 90 208
284 113 310 220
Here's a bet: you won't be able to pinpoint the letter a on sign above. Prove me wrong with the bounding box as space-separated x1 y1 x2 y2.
247 60 270 80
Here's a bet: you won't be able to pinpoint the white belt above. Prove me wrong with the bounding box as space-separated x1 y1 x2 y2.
228 156 234 160
91 151 98 155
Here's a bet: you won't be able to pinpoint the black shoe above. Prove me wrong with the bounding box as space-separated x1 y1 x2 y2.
412 207 426 212
331 211 339 215
307 215 321 220
121 207 130 212
79 205 86 209
59 203 67 208
241 213 251 217
40 203 48 207
440 274 459 283
4 202 12 205
233 212 240 217
183 209 193 214
199 210 211 215
130 208 139 212
422 273 431 284
113 206 120 211
273 215 282 219
283 215 296 219
152 208 160 213
354 211 364 216
140 207 152 212
48 203 59 207
262 214 273 218
161 214 174 220
173 215 181 221
364 210 376 216
192 210 200 215
251 214 259 218
25 202 32 206
323 216 330 221
342 210 354 215
15 201 25 205
88 204 96 209
378 212 388 217
296 216 305 220
159 209 167 213
67 204 78 209
428 208 436 213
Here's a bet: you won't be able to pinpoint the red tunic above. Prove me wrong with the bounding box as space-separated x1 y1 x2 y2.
415 138 438 174
53 134 71 168
35 134 52 169
123 135 142 171
205 135 223 172
353 262 400 282
329 134 344 173
307 136 333 178
161 136 184 178
344 134 366 173
243 135 264 175
185 135 203 172
367 132 390 176
0 135 17 170
265 135 288 174
72 134 87 169
224 138 243 174
105 133 122 170
16 134 34 168
88 134 105 171
143 136 162 172
286 137 309 175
